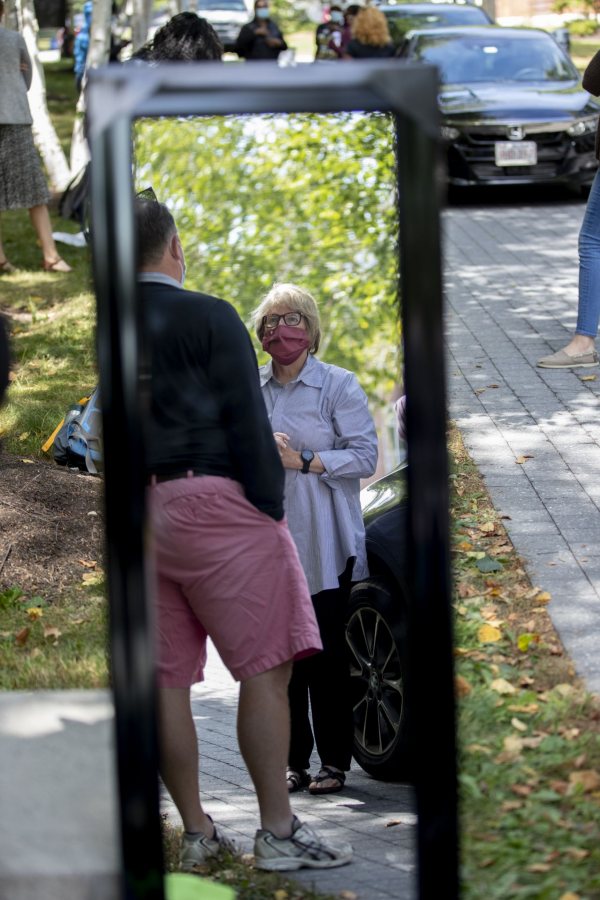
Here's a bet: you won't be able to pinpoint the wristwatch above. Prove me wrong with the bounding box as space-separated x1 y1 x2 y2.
300 449 315 474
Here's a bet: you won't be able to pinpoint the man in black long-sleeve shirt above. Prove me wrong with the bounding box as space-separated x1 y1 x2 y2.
233 0 287 61
137 199 352 873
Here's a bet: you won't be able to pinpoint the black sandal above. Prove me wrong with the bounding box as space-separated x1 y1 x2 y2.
286 768 311 793
308 766 346 795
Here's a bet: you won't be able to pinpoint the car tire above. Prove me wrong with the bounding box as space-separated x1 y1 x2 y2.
345 577 411 782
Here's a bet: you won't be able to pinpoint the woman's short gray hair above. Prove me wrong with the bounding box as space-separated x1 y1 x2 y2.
253 283 321 354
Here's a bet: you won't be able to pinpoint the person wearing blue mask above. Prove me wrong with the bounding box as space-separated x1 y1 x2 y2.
233 0 287 61
315 5 345 61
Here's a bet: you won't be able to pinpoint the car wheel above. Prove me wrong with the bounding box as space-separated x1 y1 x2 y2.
346 577 411 781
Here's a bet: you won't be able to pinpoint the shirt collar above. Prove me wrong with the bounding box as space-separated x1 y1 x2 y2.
260 353 325 388
138 271 183 290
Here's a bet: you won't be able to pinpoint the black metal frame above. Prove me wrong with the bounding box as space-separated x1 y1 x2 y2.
86 60 457 900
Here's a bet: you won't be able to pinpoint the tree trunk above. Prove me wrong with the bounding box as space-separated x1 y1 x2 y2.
69 0 111 175
13 0 72 193
130 0 154 52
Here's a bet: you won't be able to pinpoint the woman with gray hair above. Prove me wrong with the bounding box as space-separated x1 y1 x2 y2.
253 283 378 796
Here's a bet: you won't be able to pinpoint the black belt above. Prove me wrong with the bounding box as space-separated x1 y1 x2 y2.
148 469 205 486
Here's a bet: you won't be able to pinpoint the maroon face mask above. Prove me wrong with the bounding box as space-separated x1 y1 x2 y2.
262 324 311 366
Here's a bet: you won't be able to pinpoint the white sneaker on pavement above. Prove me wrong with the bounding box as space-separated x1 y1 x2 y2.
254 815 352 871
180 822 238 871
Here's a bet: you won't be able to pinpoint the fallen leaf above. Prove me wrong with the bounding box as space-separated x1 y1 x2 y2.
466 744 492 755
273 891 288 900
511 784 532 797
71 617 87 626
474 387 486 395
573 753 587 769
18 432 30 441
479 522 496 534
78 559 97 569
476 555 504 573
527 863 552 873
487 383 499 389
21 459 34 464
511 717 527 732
535 591 551 604
500 800 523 811
568 770 600 793
455 675 472 697
549 780 569 795
508 703 539 714
565 848 589 861
478 624 502 643
554 683 576 697
27 607 43 621
87 511 98 517
504 734 523 751
15 626 30 646
518 633 541 652
580 374 597 381
490 678 516 695
338 893 358 900
516 454 534 464
559 893 581 900
43 626 62 642
82 572 104 587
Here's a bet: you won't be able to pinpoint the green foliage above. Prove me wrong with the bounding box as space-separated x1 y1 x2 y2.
134 112 400 401
569 18 600 35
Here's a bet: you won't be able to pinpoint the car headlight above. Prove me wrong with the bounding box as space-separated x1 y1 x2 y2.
440 125 460 141
567 116 598 137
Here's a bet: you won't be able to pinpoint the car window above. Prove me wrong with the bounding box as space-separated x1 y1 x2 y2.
383 6 490 44
410 33 579 82
197 0 247 9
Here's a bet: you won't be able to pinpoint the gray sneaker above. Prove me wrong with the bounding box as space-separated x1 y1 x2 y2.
537 348 599 369
254 816 352 871
180 823 238 871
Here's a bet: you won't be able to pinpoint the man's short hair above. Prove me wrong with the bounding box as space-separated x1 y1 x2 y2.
135 200 177 268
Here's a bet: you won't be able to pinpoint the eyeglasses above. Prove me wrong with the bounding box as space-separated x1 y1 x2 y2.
136 186 158 202
263 312 304 330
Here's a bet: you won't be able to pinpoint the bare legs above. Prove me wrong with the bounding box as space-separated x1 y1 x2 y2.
157 661 294 840
157 687 215 836
238 661 294 837
29 205 72 271
0 207 71 272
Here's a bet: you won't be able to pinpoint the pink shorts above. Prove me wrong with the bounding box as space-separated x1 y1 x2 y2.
147 474 322 687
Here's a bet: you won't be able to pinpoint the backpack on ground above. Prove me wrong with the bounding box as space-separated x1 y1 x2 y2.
50 387 103 474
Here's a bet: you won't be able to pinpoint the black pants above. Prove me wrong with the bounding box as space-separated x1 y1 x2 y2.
288 566 353 773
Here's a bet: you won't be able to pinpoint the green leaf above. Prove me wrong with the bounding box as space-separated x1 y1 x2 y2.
476 556 504 573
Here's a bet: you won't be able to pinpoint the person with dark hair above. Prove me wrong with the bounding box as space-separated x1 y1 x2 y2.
131 12 223 62
136 197 353 873
315 5 345 61
233 0 287 61
0 0 71 273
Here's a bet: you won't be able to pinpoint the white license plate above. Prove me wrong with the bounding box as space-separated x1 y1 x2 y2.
494 141 537 167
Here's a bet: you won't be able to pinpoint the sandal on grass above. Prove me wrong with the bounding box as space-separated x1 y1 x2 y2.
308 766 346 795
286 768 311 793
42 257 72 273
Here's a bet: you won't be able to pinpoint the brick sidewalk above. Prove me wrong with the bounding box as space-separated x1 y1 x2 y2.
445 197 600 694
160 643 417 899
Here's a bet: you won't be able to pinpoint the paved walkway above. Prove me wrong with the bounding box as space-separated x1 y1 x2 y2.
445 196 600 695
161 643 417 900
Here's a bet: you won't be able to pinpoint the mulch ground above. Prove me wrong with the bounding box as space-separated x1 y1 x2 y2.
0 453 103 603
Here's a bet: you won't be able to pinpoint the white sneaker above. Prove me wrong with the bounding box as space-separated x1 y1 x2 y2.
254 816 352 871
180 822 238 871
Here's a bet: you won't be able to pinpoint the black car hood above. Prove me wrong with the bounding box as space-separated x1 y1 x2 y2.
439 82 600 123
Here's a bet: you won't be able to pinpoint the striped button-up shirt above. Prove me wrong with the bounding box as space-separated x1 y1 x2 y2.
260 354 378 595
